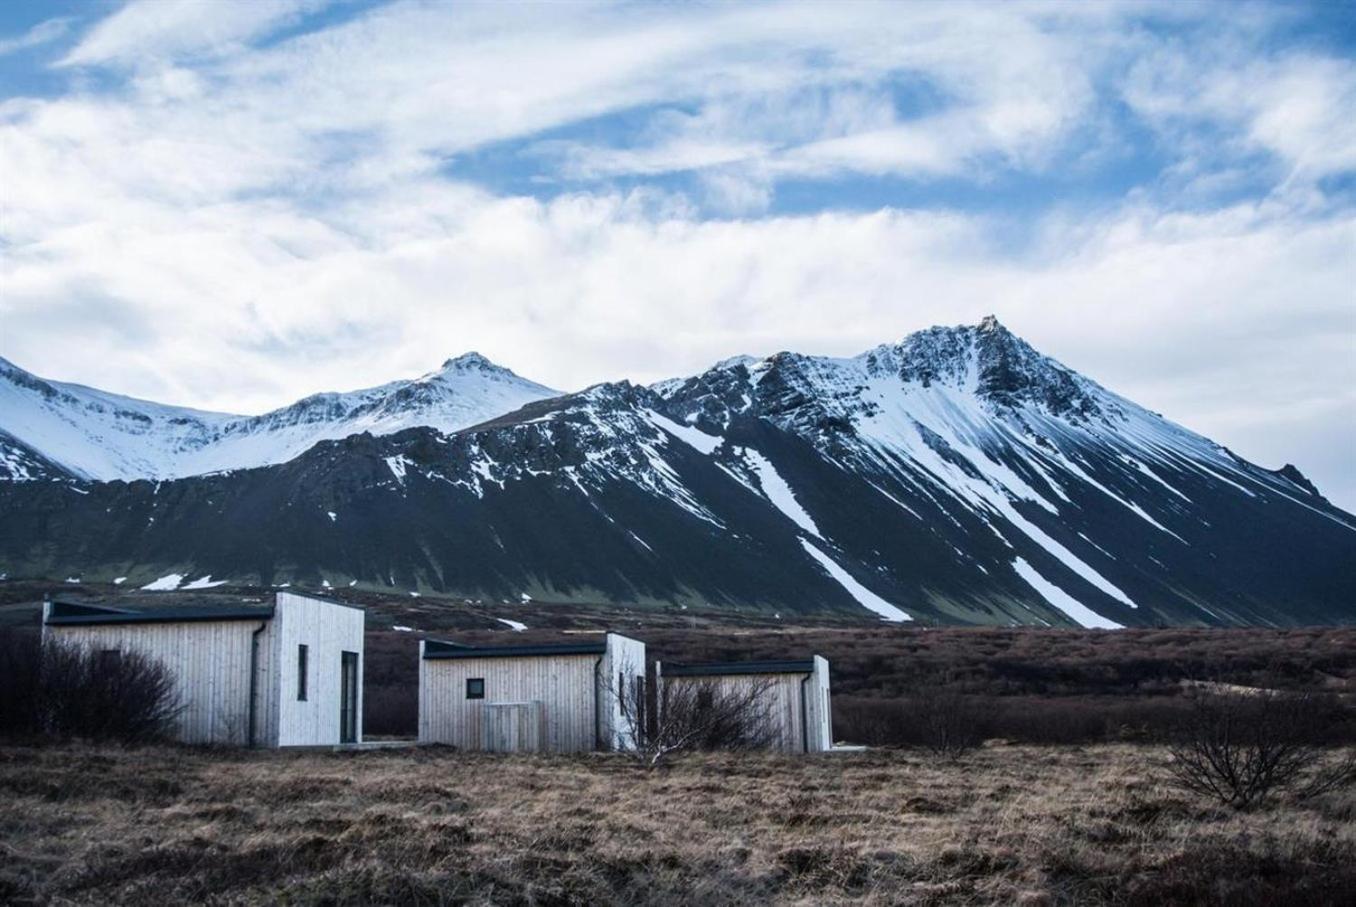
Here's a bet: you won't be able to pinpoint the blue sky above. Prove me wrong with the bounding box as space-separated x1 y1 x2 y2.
0 0 1353 508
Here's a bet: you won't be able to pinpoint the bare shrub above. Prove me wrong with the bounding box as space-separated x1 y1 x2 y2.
617 672 781 766
909 687 994 762
3 632 181 744
832 689 992 759
363 684 417 737
35 638 183 743
1167 686 1355 808
0 629 43 738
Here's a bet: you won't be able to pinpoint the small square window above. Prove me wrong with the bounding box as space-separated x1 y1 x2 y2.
466 678 485 700
99 649 122 671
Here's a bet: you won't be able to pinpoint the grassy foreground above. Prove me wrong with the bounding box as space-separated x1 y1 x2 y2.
1 744 1353 906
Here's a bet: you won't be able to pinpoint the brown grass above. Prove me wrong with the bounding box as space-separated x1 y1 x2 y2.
1 744 1353 905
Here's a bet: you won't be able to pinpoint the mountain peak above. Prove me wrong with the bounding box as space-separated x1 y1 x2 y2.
976 314 1005 333
440 352 498 372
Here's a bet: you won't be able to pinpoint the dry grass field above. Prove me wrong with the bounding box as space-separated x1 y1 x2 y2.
2 743 1353 906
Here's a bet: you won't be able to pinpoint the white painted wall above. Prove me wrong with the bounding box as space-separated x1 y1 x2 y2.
271 591 366 747
600 633 647 751
809 655 833 751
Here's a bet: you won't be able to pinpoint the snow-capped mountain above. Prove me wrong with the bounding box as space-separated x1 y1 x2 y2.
1 318 1351 627
0 352 558 481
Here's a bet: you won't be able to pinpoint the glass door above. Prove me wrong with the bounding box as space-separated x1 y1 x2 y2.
339 651 359 744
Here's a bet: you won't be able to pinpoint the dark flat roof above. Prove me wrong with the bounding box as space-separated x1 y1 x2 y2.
45 599 275 626
663 659 817 677
423 638 608 660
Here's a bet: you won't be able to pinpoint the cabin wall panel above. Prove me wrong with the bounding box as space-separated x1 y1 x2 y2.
419 653 599 752
273 592 366 746
45 620 261 745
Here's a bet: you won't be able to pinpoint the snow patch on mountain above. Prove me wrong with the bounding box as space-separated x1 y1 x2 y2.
141 573 186 591
799 539 911 621
1012 558 1123 629
646 411 722 454
740 448 822 539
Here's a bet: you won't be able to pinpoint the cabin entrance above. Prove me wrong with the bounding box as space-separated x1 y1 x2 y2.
339 651 359 744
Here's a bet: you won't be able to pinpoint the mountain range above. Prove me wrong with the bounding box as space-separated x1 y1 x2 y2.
2 317 1352 628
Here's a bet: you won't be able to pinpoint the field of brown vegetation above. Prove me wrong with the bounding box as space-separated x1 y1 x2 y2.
2 743 1354 905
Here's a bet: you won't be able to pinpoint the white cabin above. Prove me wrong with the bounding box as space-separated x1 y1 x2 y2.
418 633 646 753
657 655 833 753
42 591 365 747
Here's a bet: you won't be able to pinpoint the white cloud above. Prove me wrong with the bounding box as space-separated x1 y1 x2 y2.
1121 43 1356 192
58 0 326 68
0 16 74 57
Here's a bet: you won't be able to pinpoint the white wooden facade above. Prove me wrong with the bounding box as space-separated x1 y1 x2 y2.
42 591 364 747
418 633 646 753
658 655 833 753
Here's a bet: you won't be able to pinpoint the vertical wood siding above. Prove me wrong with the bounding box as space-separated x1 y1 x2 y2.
480 702 545 752
272 592 366 746
663 669 829 753
419 652 601 752
45 620 263 745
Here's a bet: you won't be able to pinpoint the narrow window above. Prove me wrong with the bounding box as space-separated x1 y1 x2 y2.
466 678 485 700
99 649 122 671
297 644 308 701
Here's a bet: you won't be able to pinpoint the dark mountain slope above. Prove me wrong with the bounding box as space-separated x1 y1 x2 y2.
1 319 1351 626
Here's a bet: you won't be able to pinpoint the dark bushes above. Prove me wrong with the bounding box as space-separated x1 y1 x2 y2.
1166 687 1356 808
363 684 417 737
836 688 993 759
0 629 181 743
0 629 44 737
834 694 1246 747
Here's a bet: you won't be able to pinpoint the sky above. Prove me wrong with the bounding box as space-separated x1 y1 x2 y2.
0 0 1353 509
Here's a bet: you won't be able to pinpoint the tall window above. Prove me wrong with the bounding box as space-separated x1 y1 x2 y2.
466 678 485 699
297 644 308 701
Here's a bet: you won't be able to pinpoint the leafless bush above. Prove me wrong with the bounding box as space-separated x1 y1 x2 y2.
43 639 183 743
616 672 781 766
0 634 182 744
910 687 994 762
0 629 43 737
1167 686 1355 808
832 688 992 759
363 684 417 737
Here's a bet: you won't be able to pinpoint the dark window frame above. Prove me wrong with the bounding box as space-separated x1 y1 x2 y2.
297 644 309 701
466 678 485 700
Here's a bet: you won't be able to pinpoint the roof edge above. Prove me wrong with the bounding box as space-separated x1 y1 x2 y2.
423 638 609 660
662 659 818 677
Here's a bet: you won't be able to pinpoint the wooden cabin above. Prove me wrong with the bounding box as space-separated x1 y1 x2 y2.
42 591 365 747
658 655 833 753
418 633 646 753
